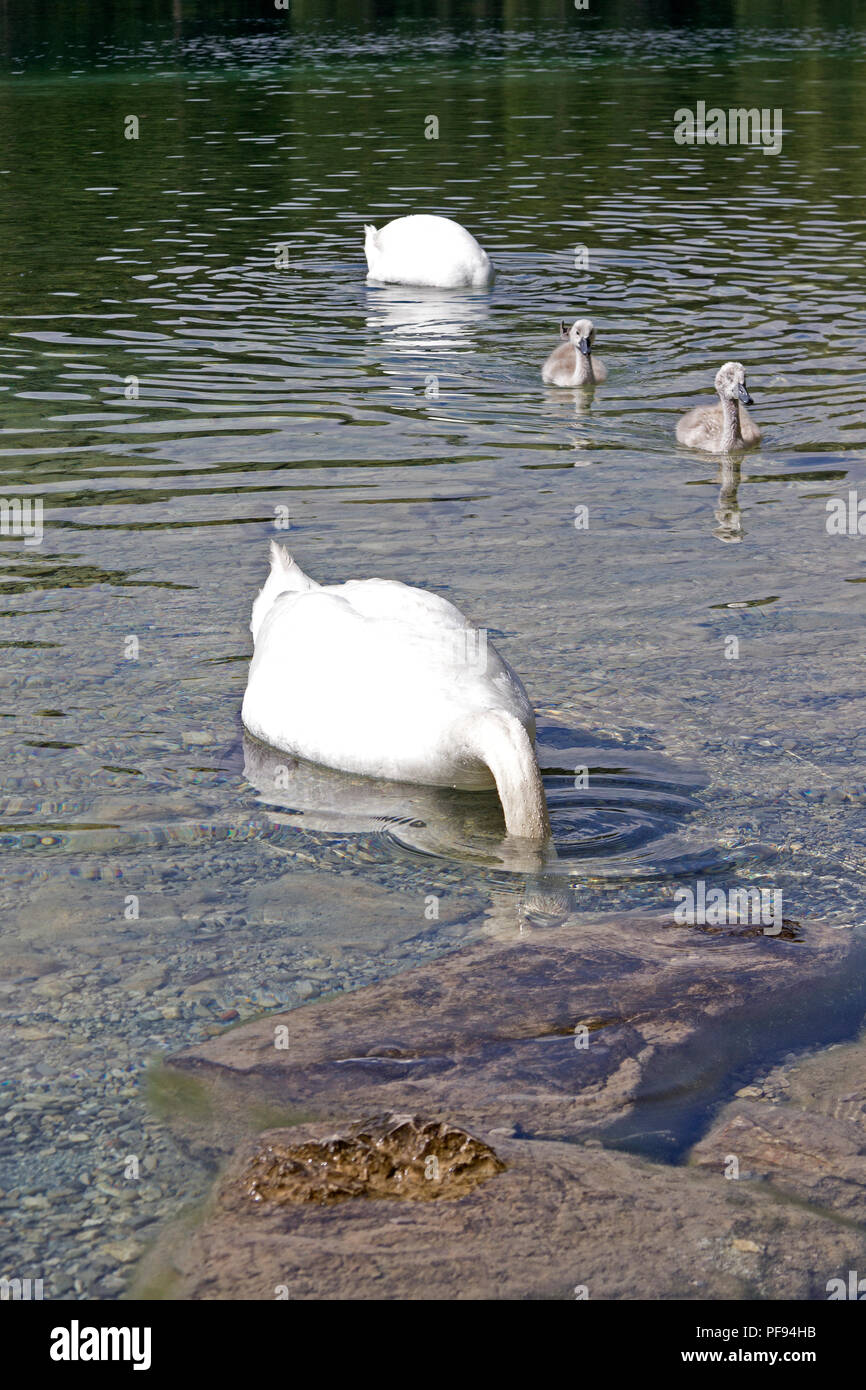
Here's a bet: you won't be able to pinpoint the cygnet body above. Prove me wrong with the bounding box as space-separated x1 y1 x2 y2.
542 318 607 387
676 362 761 453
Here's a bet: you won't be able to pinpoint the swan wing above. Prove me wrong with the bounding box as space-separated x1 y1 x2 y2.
676 402 721 445
739 406 762 443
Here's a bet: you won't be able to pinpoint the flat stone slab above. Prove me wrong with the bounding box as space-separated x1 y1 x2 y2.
167 911 851 1155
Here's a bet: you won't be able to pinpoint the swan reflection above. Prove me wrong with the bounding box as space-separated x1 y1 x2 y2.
365 284 491 355
243 731 557 874
244 732 574 937
714 456 744 543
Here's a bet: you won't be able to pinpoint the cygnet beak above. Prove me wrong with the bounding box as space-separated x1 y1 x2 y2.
577 337 591 357
737 383 753 405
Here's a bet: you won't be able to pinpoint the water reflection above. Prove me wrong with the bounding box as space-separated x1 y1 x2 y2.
242 727 708 880
480 882 574 939
365 285 492 356
244 729 504 840
243 731 579 934
713 456 744 543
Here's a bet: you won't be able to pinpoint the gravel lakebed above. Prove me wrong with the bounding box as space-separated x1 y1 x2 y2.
0 839 485 1299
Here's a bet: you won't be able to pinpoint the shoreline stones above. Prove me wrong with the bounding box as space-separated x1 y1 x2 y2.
131 909 866 1299
692 1034 866 1220
3 839 863 1300
0 849 486 1297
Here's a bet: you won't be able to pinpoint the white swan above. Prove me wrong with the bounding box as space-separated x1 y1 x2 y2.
542 318 607 387
364 215 494 290
241 544 550 840
676 362 761 453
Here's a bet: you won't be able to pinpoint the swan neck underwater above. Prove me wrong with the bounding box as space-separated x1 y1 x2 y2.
461 709 551 841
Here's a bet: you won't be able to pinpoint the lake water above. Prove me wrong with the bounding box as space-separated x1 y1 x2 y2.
0 0 864 1296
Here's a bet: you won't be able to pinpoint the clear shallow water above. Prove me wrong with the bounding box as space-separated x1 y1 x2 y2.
0 0 865 1294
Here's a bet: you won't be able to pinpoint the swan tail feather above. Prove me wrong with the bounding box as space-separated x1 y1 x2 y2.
268 541 316 591
250 544 318 641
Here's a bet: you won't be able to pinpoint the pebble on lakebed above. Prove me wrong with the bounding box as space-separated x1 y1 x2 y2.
227 1114 505 1208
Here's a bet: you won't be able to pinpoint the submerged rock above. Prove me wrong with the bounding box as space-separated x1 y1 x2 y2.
691 1033 866 1220
151 910 861 1299
134 1131 866 1302
166 910 851 1155
227 1114 504 1209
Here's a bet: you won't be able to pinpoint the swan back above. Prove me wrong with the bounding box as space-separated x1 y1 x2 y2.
242 547 549 839
364 215 494 289
248 575 532 769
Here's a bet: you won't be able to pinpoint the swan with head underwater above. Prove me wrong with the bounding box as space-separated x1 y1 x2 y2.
364 214 494 290
242 544 551 841
676 362 761 453
542 318 607 387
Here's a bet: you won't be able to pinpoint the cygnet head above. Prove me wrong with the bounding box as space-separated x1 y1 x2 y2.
560 317 595 357
715 361 753 406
